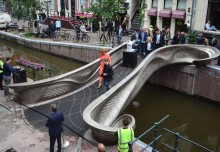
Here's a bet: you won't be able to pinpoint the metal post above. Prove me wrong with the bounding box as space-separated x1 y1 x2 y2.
11 97 18 122
174 133 179 152
33 68 36 81
62 134 69 148
68 12 69 19
45 0 51 29
128 142 133 152
152 122 158 152
112 32 115 48
48 68 52 78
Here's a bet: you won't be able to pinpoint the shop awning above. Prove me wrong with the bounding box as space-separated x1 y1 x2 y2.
172 10 186 20
148 8 157 16
159 9 172 18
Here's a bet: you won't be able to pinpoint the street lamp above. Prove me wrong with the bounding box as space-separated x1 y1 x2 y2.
45 0 51 29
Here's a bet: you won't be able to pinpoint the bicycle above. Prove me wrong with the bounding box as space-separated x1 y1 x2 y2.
72 31 90 43
55 30 71 41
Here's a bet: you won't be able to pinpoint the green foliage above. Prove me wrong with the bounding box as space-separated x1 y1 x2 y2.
139 0 145 25
11 0 42 22
24 32 34 38
86 0 126 23
188 31 198 44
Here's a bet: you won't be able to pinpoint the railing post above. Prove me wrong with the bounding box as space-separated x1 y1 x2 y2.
152 122 158 152
68 12 69 19
128 142 133 152
174 133 179 152
48 68 52 78
33 68 36 81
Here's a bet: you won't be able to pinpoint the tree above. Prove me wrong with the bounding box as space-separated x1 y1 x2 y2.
86 0 126 23
11 0 42 21
11 0 42 32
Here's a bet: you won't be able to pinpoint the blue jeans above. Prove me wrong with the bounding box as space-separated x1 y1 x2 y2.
104 79 110 92
117 36 122 45
3 75 11 96
208 26 218 31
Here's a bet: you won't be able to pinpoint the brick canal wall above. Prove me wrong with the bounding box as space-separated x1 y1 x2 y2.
148 64 220 102
0 31 111 63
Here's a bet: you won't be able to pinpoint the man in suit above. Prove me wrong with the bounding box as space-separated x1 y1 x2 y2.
138 27 148 58
153 29 165 49
46 104 64 152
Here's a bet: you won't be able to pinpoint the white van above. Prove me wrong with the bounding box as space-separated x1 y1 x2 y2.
0 13 11 29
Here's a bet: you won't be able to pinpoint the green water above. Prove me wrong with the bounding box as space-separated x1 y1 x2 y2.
0 40 84 80
124 83 220 152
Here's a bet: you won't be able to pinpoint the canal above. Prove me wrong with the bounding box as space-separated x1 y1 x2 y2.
1 40 220 151
0 40 84 80
124 83 220 152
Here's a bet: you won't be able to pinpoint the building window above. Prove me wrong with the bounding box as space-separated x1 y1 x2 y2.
152 0 158 8
177 0 186 10
164 0 172 9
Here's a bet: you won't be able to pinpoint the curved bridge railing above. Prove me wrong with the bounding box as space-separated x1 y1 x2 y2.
9 43 127 105
83 45 220 145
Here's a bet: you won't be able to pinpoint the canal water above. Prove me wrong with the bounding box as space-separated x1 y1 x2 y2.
1 40 220 151
124 83 220 152
0 40 84 80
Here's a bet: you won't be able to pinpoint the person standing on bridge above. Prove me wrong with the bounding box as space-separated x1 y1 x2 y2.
46 104 64 152
0 54 3 90
102 58 114 91
97 49 111 89
117 117 134 152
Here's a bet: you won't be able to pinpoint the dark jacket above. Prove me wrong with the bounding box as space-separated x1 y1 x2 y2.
131 31 139 41
138 31 148 42
102 64 114 81
46 111 64 137
3 63 16 76
146 42 155 51
153 33 165 46
49 23 56 32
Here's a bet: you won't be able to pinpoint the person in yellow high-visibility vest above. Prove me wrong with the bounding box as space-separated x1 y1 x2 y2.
117 117 134 152
0 54 3 90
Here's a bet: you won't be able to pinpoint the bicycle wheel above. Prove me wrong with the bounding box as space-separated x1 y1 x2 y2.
73 35 80 43
64 33 71 40
82 34 90 43
55 33 61 41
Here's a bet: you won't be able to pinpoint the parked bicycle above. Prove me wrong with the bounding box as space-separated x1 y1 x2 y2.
55 30 71 41
72 32 90 43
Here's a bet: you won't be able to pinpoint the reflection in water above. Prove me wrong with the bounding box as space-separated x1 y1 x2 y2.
0 40 84 80
124 83 220 152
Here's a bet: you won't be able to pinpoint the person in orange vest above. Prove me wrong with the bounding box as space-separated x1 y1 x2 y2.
117 117 134 152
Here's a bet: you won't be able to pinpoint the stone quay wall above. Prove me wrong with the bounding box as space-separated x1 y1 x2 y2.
148 64 220 103
0 31 111 63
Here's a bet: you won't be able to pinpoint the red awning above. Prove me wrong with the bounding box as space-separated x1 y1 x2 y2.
172 10 186 20
159 9 172 18
148 8 157 16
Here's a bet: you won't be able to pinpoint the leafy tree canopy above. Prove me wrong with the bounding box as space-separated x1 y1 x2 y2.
86 0 126 23
11 0 42 21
